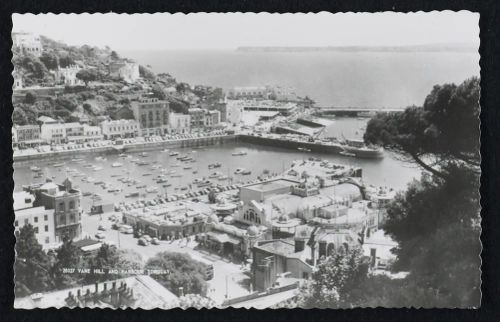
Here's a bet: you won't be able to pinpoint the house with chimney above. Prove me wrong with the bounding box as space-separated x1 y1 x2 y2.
251 226 360 291
14 275 179 309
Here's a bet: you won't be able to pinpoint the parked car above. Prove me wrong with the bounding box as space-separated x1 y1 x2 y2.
95 232 106 239
151 237 160 245
98 225 107 231
142 235 152 243
138 238 149 246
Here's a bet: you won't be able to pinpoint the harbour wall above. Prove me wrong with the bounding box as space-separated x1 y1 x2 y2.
13 135 237 162
238 134 344 154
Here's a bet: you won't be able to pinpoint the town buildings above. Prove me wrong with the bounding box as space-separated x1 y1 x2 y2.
12 124 41 147
26 178 82 242
54 65 84 86
14 191 56 249
108 61 140 83
131 98 170 136
188 108 205 129
168 113 191 134
205 110 221 128
227 85 298 102
100 119 140 140
122 203 206 240
251 226 360 291
14 275 179 309
12 32 43 57
40 122 66 144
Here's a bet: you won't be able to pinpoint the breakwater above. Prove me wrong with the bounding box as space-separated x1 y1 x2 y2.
238 134 345 154
13 135 237 162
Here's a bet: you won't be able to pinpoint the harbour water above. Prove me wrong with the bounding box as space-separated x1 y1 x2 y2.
14 118 422 212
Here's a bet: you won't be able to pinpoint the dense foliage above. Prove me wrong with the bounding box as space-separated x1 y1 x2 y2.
362 77 481 307
14 224 52 297
145 252 208 296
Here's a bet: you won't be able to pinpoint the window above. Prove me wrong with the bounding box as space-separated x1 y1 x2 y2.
45 225 49 232
15 220 18 227
24 218 29 225
302 272 309 279
69 201 75 210
34 216 38 223
44 214 48 221
58 202 65 211
34 227 39 234
45 237 50 244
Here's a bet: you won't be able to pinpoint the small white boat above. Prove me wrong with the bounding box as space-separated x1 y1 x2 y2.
169 151 179 156
112 162 123 168
234 168 245 174
93 166 104 171
232 151 247 156
146 187 158 193
30 166 41 172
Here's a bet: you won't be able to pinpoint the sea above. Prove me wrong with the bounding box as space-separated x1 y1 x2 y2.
122 49 480 107
13 49 480 210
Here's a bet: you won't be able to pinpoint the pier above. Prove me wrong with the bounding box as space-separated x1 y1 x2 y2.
317 107 404 117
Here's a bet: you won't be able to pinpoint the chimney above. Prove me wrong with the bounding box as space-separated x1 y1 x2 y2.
178 287 184 297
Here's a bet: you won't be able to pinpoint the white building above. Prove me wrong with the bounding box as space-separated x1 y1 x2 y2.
40 122 66 144
13 69 23 89
227 85 298 102
14 191 56 249
109 61 140 83
12 32 43 57
54 65 84 86
83 124 103 141
100 119 140 140
168 113 191 134
226 100 245 125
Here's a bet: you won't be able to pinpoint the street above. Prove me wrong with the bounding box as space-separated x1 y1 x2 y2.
81 210 251 304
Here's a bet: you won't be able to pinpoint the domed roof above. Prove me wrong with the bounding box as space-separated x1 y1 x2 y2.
247 225 259 237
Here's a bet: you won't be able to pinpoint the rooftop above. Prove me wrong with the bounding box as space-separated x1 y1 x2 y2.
14 275 179 309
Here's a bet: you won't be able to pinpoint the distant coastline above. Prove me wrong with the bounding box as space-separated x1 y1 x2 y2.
236 43 478 53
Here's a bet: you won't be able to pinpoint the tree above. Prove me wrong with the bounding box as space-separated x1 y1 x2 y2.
364 77 480 178
76 69 98 86
39 52 59 70
84 243 120 283
363 77 481 308
139 65 156 80
15 224 52 297
110 50 120 60
151 84 167 100
298 247 369 308
145 252 208 296
51 236 82 289
24 91 37 104
176 82 190 94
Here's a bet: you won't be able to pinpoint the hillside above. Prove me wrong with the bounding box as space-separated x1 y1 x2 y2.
12 34 223 126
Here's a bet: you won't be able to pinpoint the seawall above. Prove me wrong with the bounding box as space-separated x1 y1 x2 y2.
13 135 237 162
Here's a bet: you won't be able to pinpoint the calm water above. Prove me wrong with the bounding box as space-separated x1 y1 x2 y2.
14 119 421 212
123 50 479 107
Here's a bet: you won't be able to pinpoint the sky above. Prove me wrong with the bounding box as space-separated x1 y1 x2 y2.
12 11 479 51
